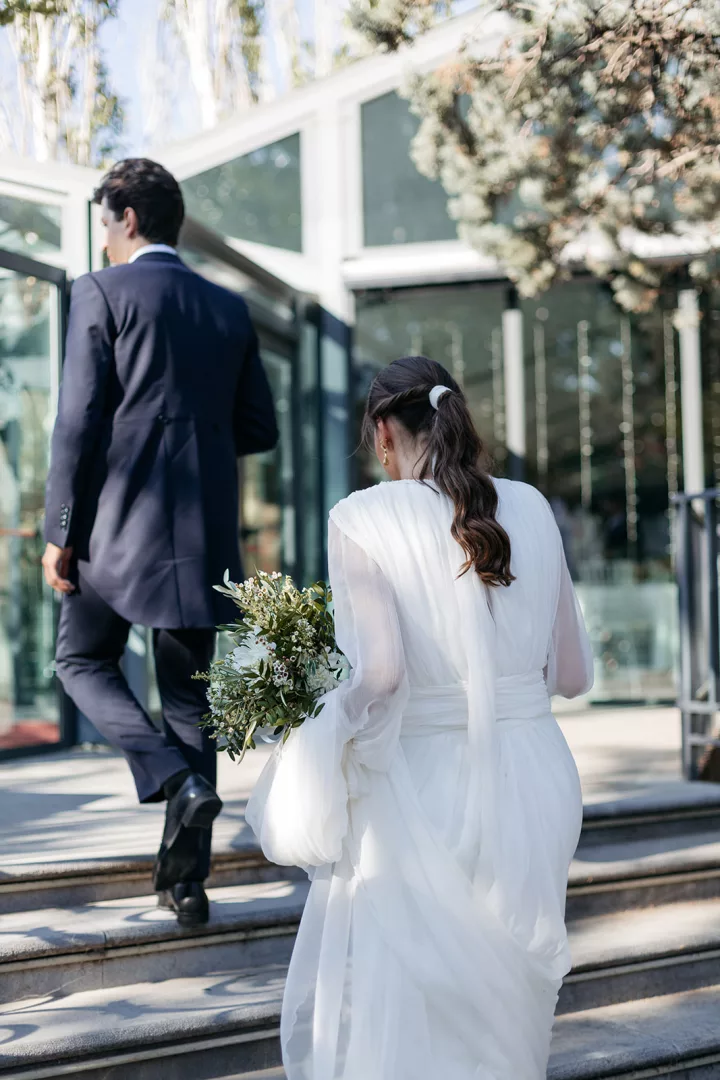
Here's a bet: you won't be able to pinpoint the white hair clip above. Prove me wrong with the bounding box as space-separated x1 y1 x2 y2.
429 385 453 410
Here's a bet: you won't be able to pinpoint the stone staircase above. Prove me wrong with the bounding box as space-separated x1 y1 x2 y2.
2 787 720 1079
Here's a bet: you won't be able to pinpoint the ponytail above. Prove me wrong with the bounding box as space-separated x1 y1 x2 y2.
363 355 514 588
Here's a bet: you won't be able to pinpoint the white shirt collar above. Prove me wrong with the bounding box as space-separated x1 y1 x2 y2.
128 244 178 264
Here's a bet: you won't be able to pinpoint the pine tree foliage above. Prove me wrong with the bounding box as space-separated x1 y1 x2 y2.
349 0 453 51
351 0 720 311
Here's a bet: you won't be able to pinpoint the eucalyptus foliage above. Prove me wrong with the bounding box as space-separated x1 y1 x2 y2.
2 0 123 165
0 0 61 25
351 0 720 311
196 570 348 762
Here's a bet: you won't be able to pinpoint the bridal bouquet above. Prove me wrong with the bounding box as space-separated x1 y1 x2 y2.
197 570 349 762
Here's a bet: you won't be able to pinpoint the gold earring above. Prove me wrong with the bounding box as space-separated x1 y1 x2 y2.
382 444 389 467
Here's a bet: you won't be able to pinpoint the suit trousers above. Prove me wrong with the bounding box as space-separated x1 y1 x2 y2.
55 572 217 878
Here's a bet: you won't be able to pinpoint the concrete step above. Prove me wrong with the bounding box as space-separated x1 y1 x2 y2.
4 797 719 920
579 783 720 847
6 864 719 1010
0 848 304 916
550 985 720 1079
0 880 308 1005
1 973 719 1079
0 968 285 1080
568 833 720 917
562 896 720 1013
5 833 719 923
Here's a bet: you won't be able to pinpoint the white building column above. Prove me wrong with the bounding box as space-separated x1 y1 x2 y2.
503 292 526 480
303 101 355 324
677 288 705 497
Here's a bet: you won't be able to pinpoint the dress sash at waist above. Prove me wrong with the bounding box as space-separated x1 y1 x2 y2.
401 670 551 736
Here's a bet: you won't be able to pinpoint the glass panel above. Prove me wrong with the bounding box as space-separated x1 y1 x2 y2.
321 315 351 517
0 195 62 259
0 267 61 750
522 282 677 702
240 348 295 577
354 284 507 489
702 287 720 491
179 239 295 324
355 280 678 703
181 134 302 252
299 318 322 583
361 92 457 247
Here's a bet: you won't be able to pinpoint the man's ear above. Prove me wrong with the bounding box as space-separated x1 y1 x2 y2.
123 206 140 239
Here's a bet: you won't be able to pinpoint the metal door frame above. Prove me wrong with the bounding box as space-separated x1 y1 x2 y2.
0 246 74 759
673 488 720 778
253 319 304 583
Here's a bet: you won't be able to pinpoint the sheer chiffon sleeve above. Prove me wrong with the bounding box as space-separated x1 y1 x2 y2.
329 520 408 771
544 548 594 699
244 520 409 870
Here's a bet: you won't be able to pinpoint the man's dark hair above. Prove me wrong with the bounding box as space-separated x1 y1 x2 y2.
93 158 185 246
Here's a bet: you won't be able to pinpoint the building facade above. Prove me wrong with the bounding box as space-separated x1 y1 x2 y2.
156 9 715 708
1 9 715 755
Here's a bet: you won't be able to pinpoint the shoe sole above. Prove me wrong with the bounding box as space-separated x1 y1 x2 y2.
156 893 209 927
176 910 210 927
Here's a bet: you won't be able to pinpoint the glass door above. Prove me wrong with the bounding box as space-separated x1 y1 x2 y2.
239 341 297 579
521 281 678 703
0 250 66 753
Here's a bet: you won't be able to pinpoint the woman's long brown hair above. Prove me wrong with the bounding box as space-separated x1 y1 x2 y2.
362 355 514 587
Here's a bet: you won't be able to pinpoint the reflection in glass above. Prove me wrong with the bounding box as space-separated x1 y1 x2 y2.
355 279 678 703
179 241 294 323
702 289 720 492
522 282 677 702
181 135 302 252
361 92 457 247
0 195 62 259
354 285 507 489
241 349 295 577
0 269 60 750
299 320 322 583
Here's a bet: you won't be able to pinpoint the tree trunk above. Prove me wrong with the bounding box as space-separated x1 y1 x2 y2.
314 0 335 78
174 0 218 130
267 0 302 92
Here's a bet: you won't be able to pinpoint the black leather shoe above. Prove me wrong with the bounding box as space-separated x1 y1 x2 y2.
153 774 222 892
157 882 210 927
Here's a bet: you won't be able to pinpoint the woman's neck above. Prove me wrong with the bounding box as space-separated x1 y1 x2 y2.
395 443 430 480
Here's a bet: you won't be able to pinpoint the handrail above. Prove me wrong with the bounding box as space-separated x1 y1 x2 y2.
671 488 720 777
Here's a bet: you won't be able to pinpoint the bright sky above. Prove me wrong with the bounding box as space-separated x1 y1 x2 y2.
101 0 163 156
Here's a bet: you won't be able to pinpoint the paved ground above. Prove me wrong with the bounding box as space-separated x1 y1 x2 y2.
0 705 687 868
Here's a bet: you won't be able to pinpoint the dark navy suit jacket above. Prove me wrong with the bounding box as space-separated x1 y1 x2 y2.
45 252 278 628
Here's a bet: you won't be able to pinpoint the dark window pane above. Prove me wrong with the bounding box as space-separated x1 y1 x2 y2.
181 134 302 252
361 92 456 246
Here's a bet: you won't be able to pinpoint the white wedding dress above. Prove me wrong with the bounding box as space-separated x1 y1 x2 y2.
246 477 593 1080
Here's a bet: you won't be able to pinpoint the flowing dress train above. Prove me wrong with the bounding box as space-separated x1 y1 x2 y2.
246 477 594 1080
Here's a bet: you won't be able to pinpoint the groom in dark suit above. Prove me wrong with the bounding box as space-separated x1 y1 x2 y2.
42 159 278 926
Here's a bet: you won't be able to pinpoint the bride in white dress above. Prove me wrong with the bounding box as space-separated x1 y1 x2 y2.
247 354 594 1079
